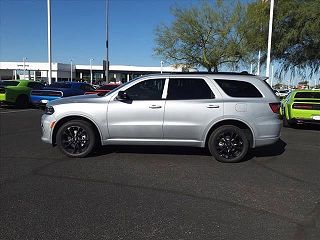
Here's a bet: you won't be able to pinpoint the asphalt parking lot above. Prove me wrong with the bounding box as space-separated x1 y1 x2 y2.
0 108 319 240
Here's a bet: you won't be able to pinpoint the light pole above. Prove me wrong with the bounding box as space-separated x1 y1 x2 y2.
257 50 261 75
160 61 164 74
47 0 52 84
23 57 27 79
105 0 109 83
266 0 275 83
70 59 73 81
90 58 94 85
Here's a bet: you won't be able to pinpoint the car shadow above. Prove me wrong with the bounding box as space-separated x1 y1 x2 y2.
245 139 287 161
93 145 209 157
92 139 287 162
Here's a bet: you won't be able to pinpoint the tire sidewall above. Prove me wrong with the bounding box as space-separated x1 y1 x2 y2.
16 95 29 108
56 120 96 158
208 125 249 163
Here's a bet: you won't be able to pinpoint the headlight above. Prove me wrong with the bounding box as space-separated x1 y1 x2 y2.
44 106 55 115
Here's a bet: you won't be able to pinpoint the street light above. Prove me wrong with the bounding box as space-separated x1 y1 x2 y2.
23 57 27 79
47 0 52 84
90 58 94 85
160 61 164 74
105 0 110 83
70 59 73 82
266 0 275 82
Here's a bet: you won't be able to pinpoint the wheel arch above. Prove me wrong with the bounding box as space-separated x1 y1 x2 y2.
52 115 102 146
204 119 254 148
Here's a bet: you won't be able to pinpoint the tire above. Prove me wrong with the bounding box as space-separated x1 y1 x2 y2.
208 125 249 163
282 108 291 128
15 95 29 108
56 120 96 158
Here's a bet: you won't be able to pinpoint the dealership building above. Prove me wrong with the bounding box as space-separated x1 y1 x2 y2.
0 61 183 83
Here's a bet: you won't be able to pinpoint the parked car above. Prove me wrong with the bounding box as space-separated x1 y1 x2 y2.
274 89 290 99
41 72 281 163
84 83 121 95
0 80 44 107
30 82 95 107
280 90 320 127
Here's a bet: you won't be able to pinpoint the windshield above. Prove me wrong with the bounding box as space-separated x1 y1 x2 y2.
98 84 120 91
294 92 320 99
0 81 19 86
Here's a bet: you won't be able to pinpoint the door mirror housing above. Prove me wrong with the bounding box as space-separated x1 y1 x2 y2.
117 91 130 101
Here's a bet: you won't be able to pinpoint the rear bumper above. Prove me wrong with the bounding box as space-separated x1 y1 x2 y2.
292 118 320 125
31 96 61 105
255 136 280 147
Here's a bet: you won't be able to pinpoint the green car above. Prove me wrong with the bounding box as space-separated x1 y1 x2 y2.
0 80 44 107
280 90 320 127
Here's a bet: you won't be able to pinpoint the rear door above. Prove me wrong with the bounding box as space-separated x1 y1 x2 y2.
163 77 223 142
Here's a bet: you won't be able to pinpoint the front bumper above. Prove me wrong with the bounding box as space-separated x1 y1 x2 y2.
41 114 57 144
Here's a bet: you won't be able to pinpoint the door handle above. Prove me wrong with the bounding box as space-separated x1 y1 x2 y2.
207 105 220 108
149 105 162 109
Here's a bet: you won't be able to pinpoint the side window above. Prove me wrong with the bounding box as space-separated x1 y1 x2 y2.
215 79 262 98
167 78 214 100
125 79 165 100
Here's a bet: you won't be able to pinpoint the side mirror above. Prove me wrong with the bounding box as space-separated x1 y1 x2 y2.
117 90 129 101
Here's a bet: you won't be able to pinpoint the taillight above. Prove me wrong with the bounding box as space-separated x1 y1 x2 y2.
292 103 313 110
269 103 280 113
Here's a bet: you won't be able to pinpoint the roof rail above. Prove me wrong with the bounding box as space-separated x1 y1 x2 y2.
164 71 254 76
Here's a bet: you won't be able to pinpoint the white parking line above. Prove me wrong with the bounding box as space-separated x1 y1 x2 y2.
0 109 38 114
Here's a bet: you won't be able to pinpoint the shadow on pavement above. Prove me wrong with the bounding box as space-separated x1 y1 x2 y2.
246 139 287 160
93 145 209 157
93 139 287 162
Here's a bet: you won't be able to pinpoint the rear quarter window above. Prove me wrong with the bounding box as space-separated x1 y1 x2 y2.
215 79 262 98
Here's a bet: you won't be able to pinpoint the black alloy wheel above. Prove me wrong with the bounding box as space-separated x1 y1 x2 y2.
208 125 249 163
56 120 96 158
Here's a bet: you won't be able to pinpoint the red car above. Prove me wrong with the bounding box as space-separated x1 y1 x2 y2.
85 83 121 95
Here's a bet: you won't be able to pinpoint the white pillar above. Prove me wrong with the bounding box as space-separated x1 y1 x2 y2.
127 74 130 82
80 72 83 80
14 70 17 80
266 0 275 82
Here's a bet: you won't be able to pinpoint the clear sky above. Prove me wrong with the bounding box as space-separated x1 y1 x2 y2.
0 0 204 67
0 0 318 85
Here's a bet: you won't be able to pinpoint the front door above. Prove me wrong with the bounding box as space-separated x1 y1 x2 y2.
107 78 166 139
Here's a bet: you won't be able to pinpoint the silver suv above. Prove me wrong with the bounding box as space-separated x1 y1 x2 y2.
41 73 281 162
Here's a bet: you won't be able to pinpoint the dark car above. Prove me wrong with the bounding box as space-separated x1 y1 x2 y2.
85 83 121 95
30 82 95 106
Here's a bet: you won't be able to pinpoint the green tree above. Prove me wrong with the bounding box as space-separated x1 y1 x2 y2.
242 0 320 76
154 1 247 72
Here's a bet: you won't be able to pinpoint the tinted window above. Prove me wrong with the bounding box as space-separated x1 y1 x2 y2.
27 82 44 89
99 84 120 91
167 78 214 100
0 81 19 86
49 83 72 88
125 79 165 100
294 92 320 99
215 79 262 98
80 84 95 91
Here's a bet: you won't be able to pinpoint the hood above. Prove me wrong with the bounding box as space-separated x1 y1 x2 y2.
48 93 111 106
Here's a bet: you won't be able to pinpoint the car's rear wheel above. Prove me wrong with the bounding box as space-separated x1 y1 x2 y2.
282 109 291 128
56 120 96 158
16 95 29 108
208 125 249 163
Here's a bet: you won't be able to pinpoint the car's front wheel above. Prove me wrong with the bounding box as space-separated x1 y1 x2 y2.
56 120 96 158
208 125 249 163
